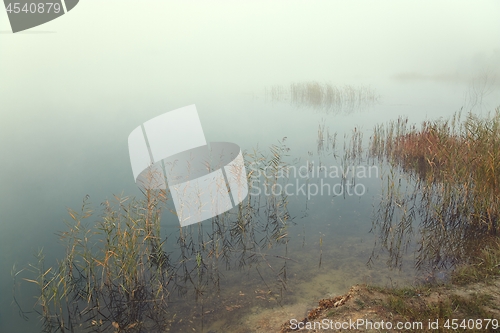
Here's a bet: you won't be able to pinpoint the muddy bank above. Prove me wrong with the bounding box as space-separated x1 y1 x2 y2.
280 279 500 333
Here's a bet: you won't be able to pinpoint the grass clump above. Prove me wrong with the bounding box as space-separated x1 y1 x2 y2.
451 240 500 285
14 190 173 333
380 286 497 332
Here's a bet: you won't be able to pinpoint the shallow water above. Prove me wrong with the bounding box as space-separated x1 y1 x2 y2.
1 1 500 332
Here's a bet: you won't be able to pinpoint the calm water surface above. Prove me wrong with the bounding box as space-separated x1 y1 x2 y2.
1 1 499 332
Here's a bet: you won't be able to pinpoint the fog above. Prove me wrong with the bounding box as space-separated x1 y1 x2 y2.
0 1 499 332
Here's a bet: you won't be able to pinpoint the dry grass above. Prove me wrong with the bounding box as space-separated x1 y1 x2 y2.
371 108 500 235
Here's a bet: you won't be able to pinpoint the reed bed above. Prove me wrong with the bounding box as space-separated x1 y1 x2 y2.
14 191 173 333
369 107 500 271
14 142 294 333
265 82 379 114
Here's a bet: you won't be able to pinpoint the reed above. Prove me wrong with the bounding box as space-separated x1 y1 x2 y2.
265 82 379 114
14 142 294 332
316 120 338 157
19 191 173 332
369 107 500 272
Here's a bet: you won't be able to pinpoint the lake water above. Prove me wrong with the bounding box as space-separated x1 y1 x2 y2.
1 1 499 332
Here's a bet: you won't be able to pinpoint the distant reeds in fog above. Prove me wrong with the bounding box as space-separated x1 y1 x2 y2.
265 81 379 114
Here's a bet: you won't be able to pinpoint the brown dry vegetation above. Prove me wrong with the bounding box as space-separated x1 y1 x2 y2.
281 109 500 333
371 109 500 235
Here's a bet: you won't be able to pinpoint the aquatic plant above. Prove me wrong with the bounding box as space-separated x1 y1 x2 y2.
369 107 500 272
13 142 294 333
265 82 379 114
13 191 174 333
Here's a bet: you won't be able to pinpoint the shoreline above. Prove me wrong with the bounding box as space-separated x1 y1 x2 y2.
278 238 500 332
279 278 500 332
